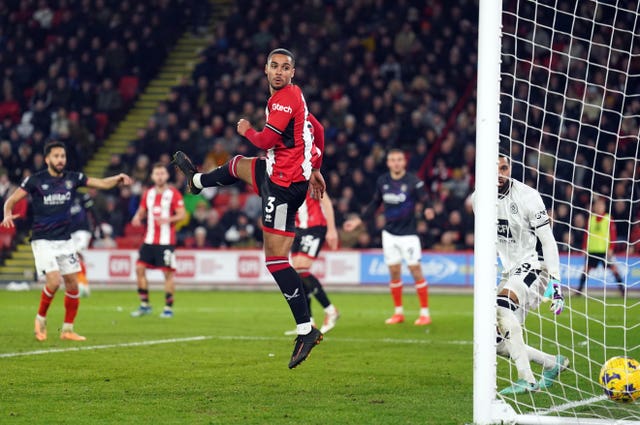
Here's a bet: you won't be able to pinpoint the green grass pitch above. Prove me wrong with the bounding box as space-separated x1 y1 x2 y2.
1 289 638 424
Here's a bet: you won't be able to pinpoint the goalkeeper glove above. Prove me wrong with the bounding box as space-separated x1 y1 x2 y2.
543 278 564 315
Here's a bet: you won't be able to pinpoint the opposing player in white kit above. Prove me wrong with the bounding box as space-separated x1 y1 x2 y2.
473 152 569 395
2 141 132 341
130 163 186 318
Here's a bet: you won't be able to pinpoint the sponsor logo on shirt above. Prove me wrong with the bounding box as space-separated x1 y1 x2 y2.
382 192 407 204
43 192 71 205
271 103 292 113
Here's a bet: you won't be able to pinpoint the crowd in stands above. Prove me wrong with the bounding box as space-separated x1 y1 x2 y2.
0 0 192 241
2 0 639 257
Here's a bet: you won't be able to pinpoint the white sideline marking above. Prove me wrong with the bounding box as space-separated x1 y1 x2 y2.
0 336 212 358
537 395 608 415
0 334 471 358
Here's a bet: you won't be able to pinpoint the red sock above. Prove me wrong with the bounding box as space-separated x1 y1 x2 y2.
38 287 56 317
415 279 429 308
64 289 80 324
390 280 403 308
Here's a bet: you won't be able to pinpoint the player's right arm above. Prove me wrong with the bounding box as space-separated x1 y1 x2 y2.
2 187 28 228
131 190 148 227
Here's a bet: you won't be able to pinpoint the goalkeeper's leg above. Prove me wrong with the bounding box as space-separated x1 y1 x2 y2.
496 293 538 394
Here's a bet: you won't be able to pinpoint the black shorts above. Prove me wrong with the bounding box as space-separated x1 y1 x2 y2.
291 226 327 259
252 158 308 236
137 243 176 270
586 253 607 270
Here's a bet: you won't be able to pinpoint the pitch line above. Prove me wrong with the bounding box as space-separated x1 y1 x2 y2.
537 395 608 415
0 336 212 358
0 335 471 358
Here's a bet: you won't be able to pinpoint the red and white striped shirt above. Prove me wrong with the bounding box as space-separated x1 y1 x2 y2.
296 192 327 229
140 186 184 245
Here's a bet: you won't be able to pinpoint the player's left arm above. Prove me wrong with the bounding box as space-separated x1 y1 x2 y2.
413 175 434 220
532 202 564 314
320 193 338 250
86 173 133 190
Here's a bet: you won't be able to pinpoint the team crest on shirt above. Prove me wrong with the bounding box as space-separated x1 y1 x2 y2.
510 202 518 214
41 184 49 190
401 184 407 192
383 184 389 190
65 180 73 189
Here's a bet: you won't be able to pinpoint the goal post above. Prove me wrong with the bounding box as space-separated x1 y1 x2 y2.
473 0 502 423
474 0 640 424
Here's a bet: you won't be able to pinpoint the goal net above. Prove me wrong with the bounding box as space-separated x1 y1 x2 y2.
475 0 640 423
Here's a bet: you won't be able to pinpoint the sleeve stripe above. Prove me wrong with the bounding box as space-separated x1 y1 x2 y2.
265 123 282 135
534 220 550 229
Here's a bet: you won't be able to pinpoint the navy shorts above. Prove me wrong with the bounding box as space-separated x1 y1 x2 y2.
252 158 308 237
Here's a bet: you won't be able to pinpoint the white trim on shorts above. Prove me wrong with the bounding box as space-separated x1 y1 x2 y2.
381 230 422 266
31 239 81 276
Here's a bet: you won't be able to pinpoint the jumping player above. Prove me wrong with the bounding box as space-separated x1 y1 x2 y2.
2 141 132 341
285 191 340 335
472 151 569 395
173 48 326 368
130 163 186 318
343 149 432 326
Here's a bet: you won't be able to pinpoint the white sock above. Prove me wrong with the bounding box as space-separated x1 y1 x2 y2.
296 322 312 335
309 317 315 327
192 173 203 189
526 347 557 370
36 314 46 322
394 306 404 315
420 307 430 317
61 323 74 332
324 304 336 315
497 306 536 384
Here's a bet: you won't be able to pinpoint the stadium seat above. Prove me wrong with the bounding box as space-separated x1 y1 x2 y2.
124 223 146 236
118 75 139 104
94 113 108 139
115 235 145 249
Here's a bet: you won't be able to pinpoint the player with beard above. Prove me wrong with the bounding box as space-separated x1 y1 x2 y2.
471 150 569 395
2 141 132 341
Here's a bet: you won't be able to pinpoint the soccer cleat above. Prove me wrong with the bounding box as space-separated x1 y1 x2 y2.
130 305 152 317
539 355 570 389
288 328 323 369
60 331 87 341
159 308 174 319
34 316 47 341
499 379 539 395
320 309 340 334
414 315 432 326
172 151 201 194
385 313 405 324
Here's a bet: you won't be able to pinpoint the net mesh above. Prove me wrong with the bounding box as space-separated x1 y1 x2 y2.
498 0 640 421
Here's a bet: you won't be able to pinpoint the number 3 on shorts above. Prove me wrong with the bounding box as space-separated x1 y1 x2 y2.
265 196 276 213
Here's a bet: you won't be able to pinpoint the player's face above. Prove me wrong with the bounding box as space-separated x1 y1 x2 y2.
387 152 406 175
151 166 169 187
265 54 295 91
45 147 66 175
498 157 511 189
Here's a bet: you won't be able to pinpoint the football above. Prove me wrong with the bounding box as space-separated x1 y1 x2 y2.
599 356 640 403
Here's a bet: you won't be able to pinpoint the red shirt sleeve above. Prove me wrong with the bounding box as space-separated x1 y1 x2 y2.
244 127 282 150
309 113 324 169
171 188 184 212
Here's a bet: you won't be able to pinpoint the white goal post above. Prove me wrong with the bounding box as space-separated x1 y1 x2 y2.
474 0 640 424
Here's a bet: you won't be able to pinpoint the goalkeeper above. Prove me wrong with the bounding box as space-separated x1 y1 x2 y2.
472 150 569 395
